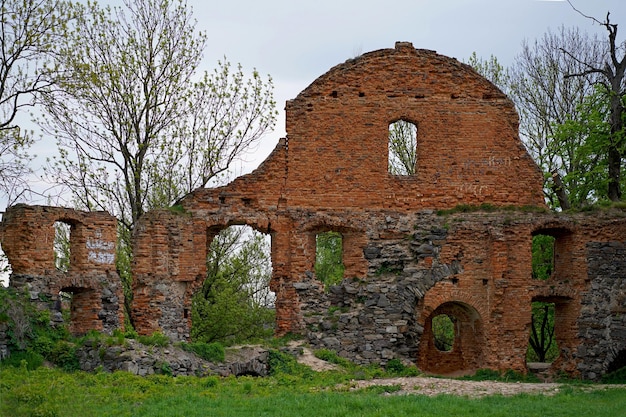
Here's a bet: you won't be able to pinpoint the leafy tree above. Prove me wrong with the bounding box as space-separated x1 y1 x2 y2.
315 231 344 288
508 26 601 209
53 221 70 272
563 5 626 202
42 0 276 229
531 234 555 280
466 52 510 94
0 0 73 203
432 314 455 352
39 0 276 321
191 226 274 345
552 87 615 206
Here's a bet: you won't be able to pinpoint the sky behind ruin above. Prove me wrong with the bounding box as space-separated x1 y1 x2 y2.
10 0 626 204
187 0 626 172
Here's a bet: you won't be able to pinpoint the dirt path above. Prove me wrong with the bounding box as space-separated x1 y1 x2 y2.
346 376 563 397
293 344 625 398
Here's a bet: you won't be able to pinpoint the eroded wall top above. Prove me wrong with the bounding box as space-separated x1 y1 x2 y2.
284 42 545 210
0 204 117 275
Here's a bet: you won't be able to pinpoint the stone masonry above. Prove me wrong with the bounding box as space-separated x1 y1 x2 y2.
1 42 624 380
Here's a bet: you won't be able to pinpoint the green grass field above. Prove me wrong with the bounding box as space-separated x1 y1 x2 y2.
2 366 625 417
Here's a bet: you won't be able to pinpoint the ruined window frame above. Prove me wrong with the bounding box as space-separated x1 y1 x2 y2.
388 119 418 176
314 230 345 289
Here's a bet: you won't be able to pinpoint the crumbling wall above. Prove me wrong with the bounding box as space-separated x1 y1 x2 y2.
2 42 624 381
283 42 545 210
0 204 123 334
128 43 625 380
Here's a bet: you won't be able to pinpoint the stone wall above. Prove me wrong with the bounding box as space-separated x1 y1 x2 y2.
579 241 626 379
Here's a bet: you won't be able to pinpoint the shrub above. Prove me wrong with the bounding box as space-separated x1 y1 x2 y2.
268 350 312 377
137 332 170 347
0 350 44 370
602 366 626 384
314 349 353 369
49 341 80 371
181 341 225 362
384 359 419 376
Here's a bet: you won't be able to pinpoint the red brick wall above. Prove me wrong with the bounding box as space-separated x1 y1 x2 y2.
284 42 544 210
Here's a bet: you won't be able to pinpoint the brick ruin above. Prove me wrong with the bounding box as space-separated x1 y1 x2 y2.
1 42 625 379
0 205 123 334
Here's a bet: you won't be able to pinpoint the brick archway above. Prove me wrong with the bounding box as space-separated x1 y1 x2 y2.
418 301 485 375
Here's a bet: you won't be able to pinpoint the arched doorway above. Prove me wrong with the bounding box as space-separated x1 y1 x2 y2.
418 301 485 375
191 224 275 345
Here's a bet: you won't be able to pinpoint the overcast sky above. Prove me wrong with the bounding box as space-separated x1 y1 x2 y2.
185 0 626 168
9 0 626 206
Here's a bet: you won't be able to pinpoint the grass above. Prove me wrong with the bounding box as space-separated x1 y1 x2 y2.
2 366 625 417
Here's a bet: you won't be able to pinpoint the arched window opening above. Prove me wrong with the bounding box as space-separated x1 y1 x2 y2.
388 119 417 175
315 231 344 289
192 225 275 345
432 313 456 352
531 234 555 280
418 302 485 375
527 301 559 364
54 221 72 272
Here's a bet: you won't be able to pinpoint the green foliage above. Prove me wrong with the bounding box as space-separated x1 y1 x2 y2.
460 368 540 383
268 350 313 377
527 302 559 363
531 234 555 280
601 366 626 384
137 332 170 347
53 221 71 272
466 52 510 93
180 341 225 362
315 231 345 288
0 350 44 370
385 359 420 377
159 362 173 376
432 314 455 352
314 349 354 369
42 0 277 227
551 87 616 207
2 366 625 417
359 384 403 394
192 226 275 345
48 340 80 371
0 0 73 202
263 333 304 349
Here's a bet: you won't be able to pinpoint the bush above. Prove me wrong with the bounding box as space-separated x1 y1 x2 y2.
48 341 80 371
384 358 420 376
181 341 225 362
314 349 353 368
268 350 312 377
602 366 626 384
0 349 44 370
137 332 170 347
